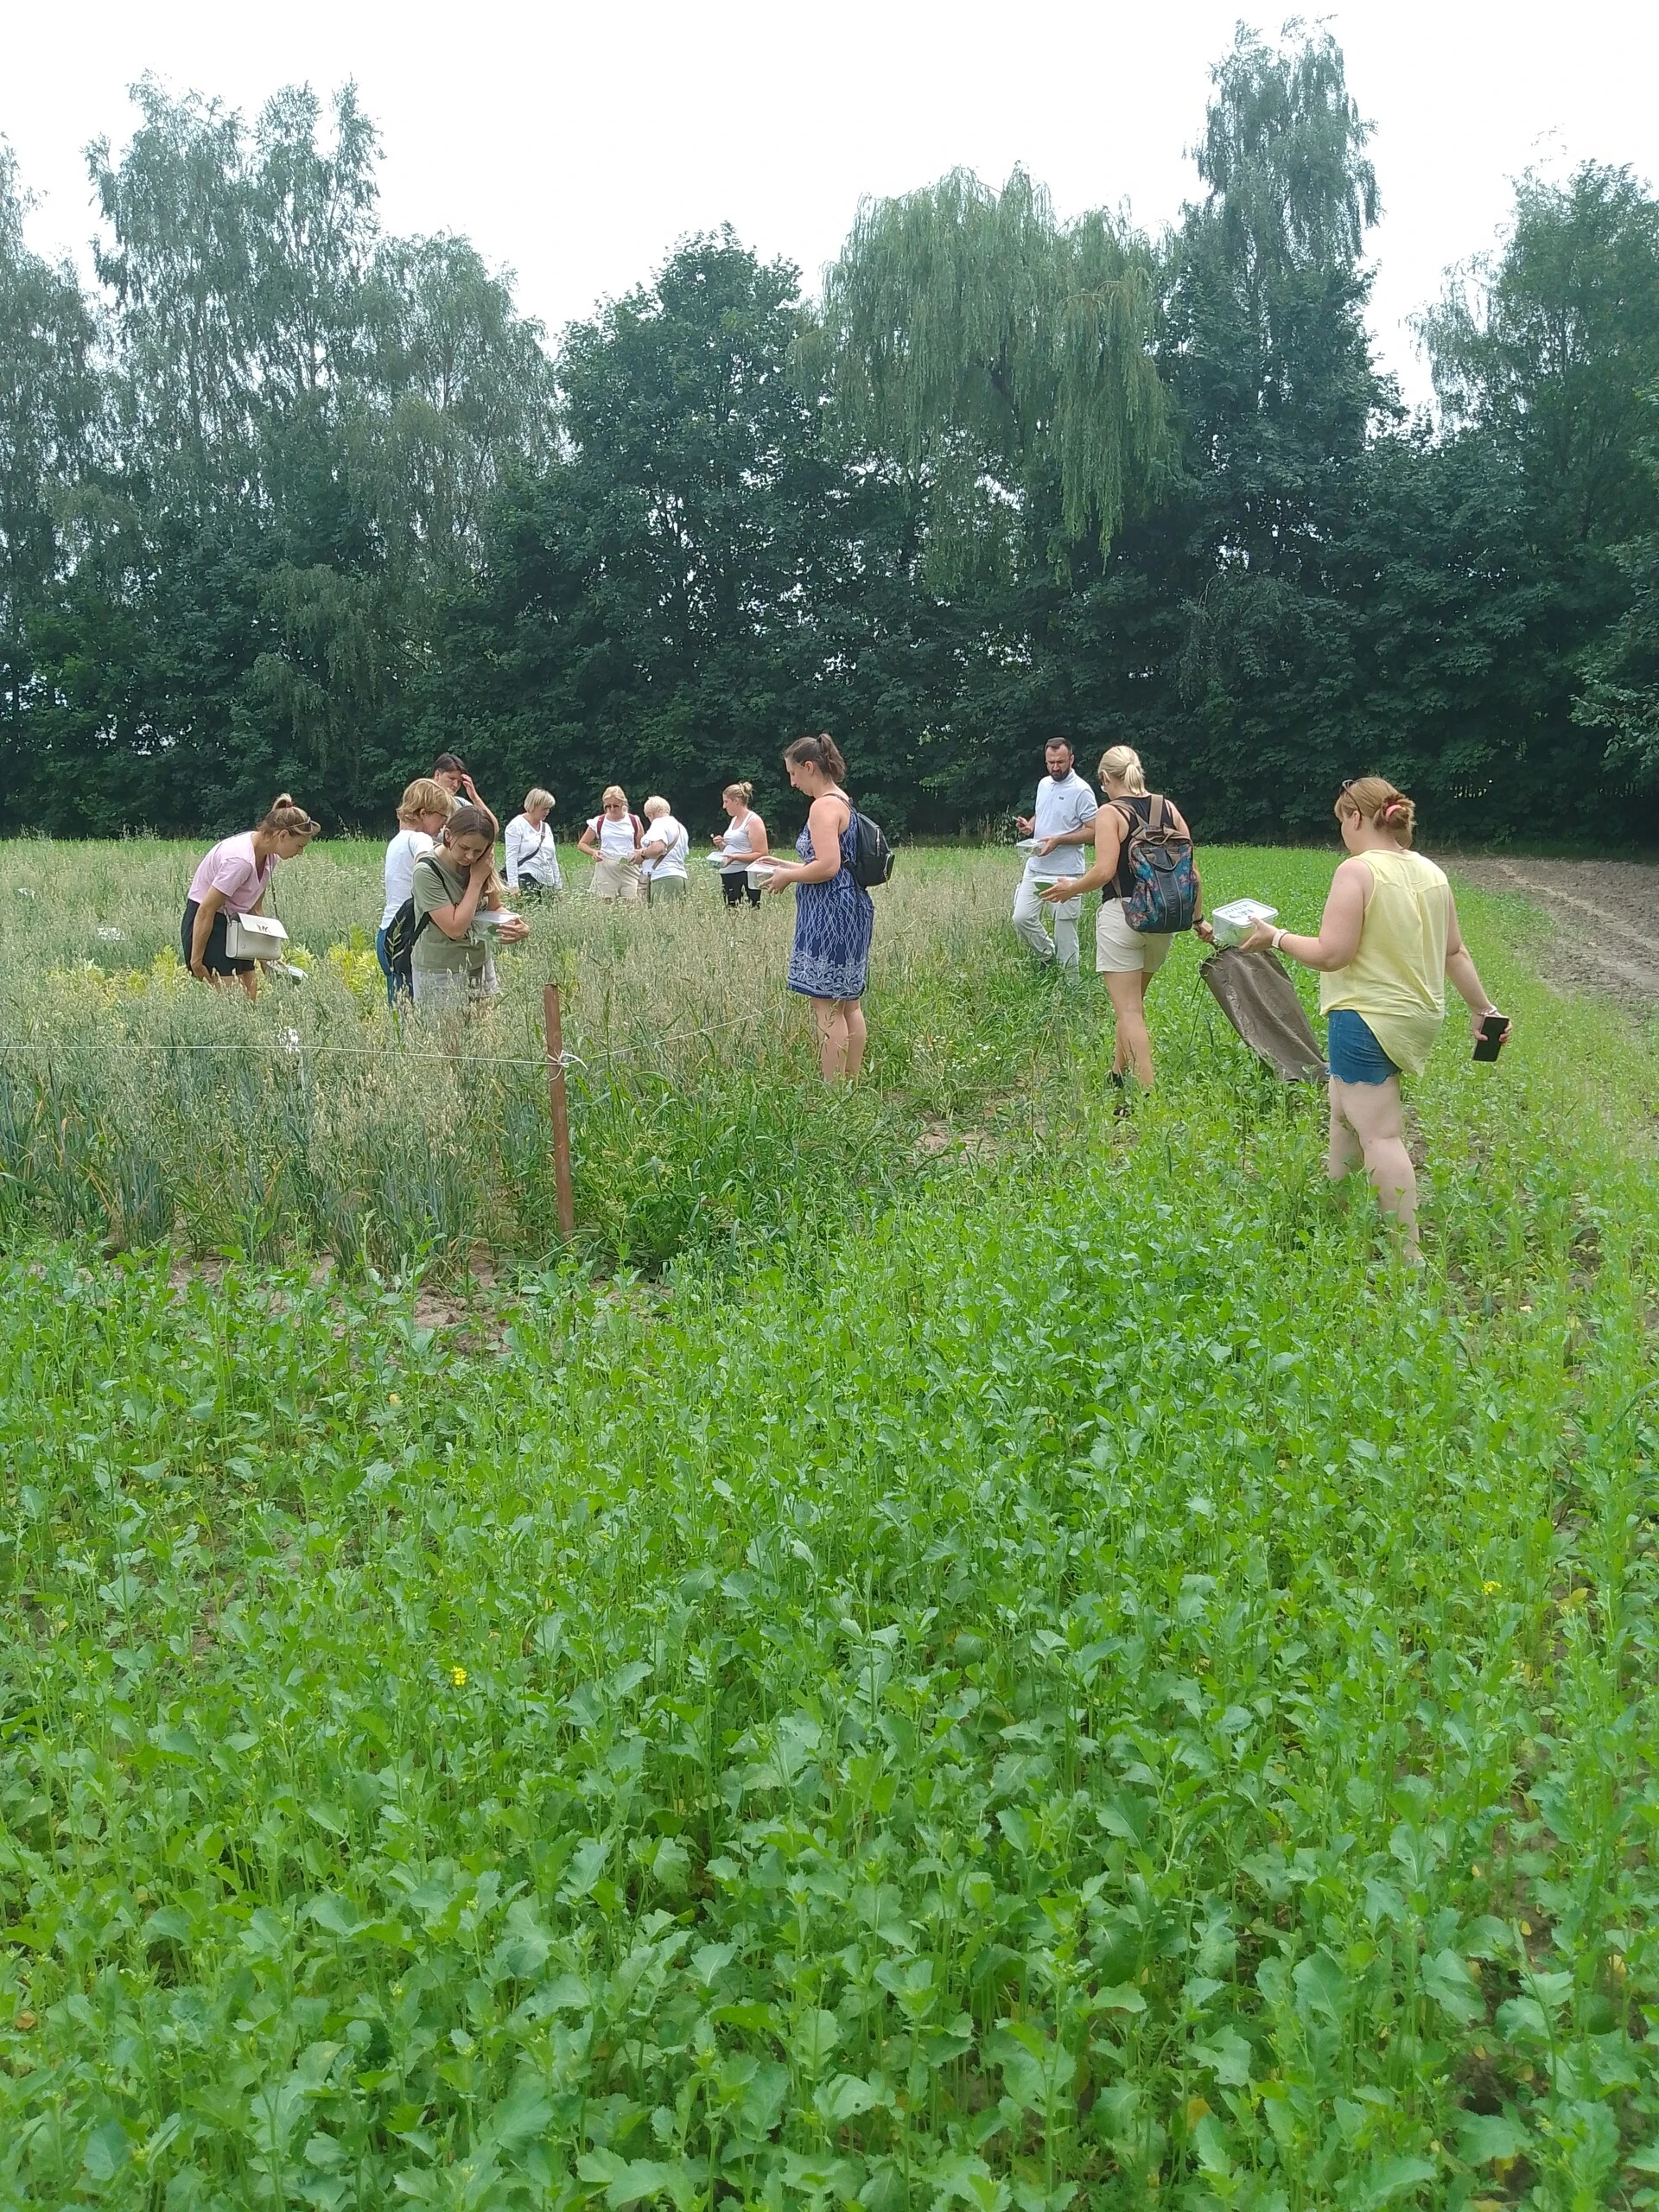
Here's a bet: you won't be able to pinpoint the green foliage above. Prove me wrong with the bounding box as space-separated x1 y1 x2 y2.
4 31 1659 842
0 840 1084 1274
11 79 554 836
2 855 1659 2202
1578 399 1659 786
1421 162 1659 549
0 144 101 752
819 168 1166 576
442 233 873 830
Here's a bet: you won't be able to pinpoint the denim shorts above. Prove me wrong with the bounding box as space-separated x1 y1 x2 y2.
1325 1008 1399 1085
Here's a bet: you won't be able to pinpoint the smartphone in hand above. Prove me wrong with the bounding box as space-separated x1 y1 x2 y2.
1472 1011 1510 1063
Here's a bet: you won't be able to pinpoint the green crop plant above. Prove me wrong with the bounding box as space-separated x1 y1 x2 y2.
0 845 1656 2206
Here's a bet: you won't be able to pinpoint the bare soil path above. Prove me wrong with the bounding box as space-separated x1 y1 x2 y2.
1450 856 1659 1011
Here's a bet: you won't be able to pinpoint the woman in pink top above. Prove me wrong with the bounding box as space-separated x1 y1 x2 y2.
181 795 319 999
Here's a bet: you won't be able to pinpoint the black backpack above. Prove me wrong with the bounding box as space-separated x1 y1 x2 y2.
846 804 895 889
382 855 442 982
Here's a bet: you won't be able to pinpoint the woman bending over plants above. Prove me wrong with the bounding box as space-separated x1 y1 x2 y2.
181 796 319 1001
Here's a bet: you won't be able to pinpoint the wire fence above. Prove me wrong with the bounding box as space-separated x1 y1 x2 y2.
0 992 785 1076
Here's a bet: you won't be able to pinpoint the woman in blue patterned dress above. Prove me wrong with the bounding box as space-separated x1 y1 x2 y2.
761 733 874 1081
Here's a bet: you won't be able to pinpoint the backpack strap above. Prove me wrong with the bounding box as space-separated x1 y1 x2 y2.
409 852 449 941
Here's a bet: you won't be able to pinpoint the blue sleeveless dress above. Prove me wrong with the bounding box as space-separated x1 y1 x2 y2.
787 805 874 1001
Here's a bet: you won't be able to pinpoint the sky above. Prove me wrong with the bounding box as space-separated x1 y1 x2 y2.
5 0 1659 409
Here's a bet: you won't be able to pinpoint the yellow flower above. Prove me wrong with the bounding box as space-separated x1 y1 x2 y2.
1482 1580 1500 1594
389 1394 401 1406
451 1666 467 1688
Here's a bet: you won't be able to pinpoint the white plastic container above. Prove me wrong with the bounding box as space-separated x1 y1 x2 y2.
746 862 776 890
1210 898 1278 948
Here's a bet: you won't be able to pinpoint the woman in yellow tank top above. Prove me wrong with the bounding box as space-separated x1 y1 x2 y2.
1239 778 1506 1259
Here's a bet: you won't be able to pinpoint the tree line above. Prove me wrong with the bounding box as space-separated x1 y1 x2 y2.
3 28 1659 844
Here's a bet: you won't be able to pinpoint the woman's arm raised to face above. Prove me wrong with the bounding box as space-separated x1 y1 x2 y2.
425 857 490 942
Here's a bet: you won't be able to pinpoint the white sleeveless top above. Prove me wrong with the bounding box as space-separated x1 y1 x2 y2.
589 814 638 862
721 810 756 872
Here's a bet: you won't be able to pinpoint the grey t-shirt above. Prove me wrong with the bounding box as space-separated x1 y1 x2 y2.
410 853 487 981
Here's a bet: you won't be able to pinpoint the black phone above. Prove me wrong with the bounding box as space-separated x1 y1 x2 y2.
1472 1011 1510 1063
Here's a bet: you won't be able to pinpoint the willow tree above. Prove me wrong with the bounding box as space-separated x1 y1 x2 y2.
817 168 1166 580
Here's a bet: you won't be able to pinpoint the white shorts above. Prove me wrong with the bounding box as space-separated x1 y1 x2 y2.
1096 900 1173 976
590 858 642 902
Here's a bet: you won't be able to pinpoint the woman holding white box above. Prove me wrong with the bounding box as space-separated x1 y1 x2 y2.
410 805 531 1011
1041 746 1210 1093
181 796 320 1001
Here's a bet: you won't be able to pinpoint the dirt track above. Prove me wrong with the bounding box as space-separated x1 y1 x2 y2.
1450 856 1659 1012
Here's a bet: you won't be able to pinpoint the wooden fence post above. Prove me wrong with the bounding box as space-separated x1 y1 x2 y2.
543 982 575 1239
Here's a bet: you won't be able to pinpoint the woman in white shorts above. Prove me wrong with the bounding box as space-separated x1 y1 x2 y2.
1042 745 1209 1092
577 786 645 901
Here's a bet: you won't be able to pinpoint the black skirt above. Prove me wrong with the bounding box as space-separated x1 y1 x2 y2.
181 899 253 976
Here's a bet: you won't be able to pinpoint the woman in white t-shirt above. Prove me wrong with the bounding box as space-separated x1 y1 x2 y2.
711 781 768 908
378 778 455 1004
639 795 690 906
577 785 645 901
505 788 563 898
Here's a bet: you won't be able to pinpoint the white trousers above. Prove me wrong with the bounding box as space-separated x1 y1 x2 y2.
1013 874 1082 970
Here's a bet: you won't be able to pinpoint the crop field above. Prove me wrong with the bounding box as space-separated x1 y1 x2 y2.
3 843 1659 2208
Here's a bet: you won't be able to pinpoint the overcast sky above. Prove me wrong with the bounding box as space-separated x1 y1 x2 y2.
6 0 1658 408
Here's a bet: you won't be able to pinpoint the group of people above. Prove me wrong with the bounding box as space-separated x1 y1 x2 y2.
569 780 774 907
179 737 878 1083
180 732 1505 1251
1011 738 1505 1258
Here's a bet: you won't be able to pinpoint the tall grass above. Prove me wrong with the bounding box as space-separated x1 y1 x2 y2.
0 836 1456 1274
0 840 1071 1271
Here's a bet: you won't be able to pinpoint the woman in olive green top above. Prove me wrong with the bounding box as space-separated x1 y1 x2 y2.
410 806 529 1009
1239 777 1504 1259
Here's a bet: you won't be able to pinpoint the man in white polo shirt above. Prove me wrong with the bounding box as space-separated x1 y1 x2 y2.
1013 738 1098 975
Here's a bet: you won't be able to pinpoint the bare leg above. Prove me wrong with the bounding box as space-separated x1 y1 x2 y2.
810 997 849 1081
1332 1074 1419 1255
1326 1080 1363 1183
842 1000 867 1080
1104 968 1154 1089
238 969 259 1003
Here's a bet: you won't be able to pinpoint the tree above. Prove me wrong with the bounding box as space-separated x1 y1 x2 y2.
23 79 557 832
818 168 1166 582
1421 163 1659 548
445 232 903 828
1073 22 1392 835
1576 397 1659 785
0 145 100 772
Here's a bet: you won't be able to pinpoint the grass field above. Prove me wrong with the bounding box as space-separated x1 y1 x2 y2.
3 842 1659 2208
